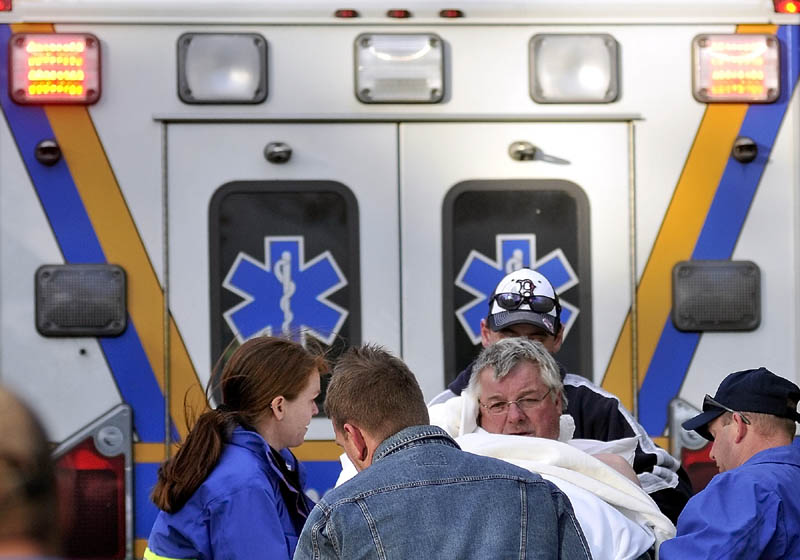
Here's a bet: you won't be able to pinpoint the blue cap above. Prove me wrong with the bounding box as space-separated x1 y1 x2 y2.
682 367 800 441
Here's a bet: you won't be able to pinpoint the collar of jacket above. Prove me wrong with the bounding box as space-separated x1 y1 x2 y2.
557 360 567 380
230 426 303 488
373 425 459 463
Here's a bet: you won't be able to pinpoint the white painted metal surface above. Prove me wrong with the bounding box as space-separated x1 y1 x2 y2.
168 122 399 439
400 122 630 399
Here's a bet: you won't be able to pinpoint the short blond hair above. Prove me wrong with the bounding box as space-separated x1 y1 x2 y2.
325 344 429 444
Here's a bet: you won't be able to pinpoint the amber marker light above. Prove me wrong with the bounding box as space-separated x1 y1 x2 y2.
9 33 101 104
692 34 780 103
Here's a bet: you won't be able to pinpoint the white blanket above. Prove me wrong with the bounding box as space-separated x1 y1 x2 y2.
428 395 676 559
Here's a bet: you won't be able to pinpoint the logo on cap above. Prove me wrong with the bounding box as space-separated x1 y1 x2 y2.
517 279 534 297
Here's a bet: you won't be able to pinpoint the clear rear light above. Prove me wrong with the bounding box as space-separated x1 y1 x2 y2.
53 404 132 560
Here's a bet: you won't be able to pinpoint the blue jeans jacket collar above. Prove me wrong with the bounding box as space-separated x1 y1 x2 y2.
373 424 459 463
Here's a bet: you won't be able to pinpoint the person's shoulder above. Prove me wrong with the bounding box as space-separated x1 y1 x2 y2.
456 447 550 482
563 373 618 400
198 441 275 501
684 463 790 520
562 375 626 415
734 449 800 489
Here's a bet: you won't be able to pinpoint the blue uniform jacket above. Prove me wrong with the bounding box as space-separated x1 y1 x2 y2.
660 438 800 559
145 427 313 560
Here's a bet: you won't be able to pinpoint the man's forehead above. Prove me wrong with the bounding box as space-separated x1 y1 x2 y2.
501 323 551 337
479 361 545 393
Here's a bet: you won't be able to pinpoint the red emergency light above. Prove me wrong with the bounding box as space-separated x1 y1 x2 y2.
439 9 465 18
334 8 359 18
8 32 101 105
0 0 11 11
775 0 799 13
56 438 126 559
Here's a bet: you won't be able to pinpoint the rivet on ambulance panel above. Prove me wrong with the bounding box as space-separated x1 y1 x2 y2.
732 137 758 164
34 139 61 166
264 142 292 164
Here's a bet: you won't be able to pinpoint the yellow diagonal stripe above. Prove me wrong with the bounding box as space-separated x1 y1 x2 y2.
601 25 775 411
602 104 746 408
10 19 208 441
44 105 206 438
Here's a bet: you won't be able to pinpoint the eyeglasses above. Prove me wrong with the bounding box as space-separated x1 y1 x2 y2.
479 388 552 416
492 292 556 313
703 394 751 425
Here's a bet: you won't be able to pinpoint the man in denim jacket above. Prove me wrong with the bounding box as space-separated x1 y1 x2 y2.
293 344 591 560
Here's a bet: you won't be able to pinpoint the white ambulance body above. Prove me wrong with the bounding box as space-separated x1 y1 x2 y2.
1 0 799 556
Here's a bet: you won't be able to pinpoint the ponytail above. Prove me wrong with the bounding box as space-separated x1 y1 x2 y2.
150 408 237 513
151 336 327 513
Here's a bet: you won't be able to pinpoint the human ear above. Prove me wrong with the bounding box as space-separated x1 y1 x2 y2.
551 326 564 353
270 396 286 421
480 319 494 348
343 423 370 468
733 413 748 443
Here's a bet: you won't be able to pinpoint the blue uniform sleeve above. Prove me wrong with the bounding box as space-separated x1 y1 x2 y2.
659 471 781 560
208 486 294 560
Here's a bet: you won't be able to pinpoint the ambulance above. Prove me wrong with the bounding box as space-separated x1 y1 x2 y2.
1 0 799 556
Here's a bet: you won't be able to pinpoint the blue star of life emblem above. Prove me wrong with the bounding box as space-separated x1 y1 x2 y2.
455 234 580 344
222 236 348 345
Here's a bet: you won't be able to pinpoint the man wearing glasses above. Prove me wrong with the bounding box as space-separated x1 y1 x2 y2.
428 337 676 560
431 267 692 523
659 367 800 559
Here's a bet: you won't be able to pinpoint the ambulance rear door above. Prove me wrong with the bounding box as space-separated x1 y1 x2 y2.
400 121 633 399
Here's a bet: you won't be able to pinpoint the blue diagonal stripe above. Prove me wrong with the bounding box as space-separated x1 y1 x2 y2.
638 25 800 435
0 24 168 442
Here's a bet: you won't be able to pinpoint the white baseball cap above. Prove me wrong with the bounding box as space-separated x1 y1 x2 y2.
487 268 560 335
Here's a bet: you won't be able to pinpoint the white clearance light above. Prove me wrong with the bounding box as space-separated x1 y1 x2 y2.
530 34 619 103
177 33 267 104
355 33 444 103
692 34 780 103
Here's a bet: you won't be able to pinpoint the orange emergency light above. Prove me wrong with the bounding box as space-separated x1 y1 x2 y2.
692 34 780 103
8 32 101 105
775 0 799 13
